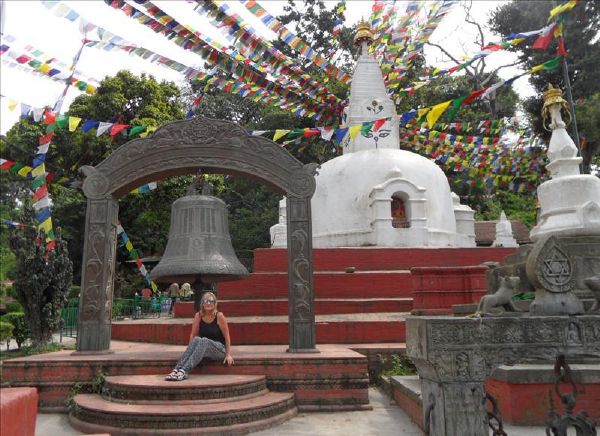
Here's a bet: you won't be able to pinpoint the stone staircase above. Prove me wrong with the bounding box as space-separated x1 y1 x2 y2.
69 374 297 435
111 247 515 345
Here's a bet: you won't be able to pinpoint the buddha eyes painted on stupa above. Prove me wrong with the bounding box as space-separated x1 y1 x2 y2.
364 129 391 146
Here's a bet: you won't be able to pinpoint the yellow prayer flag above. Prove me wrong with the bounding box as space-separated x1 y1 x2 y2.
349 125 362 140
86 84 96 94
510 38 525 45
38 217 53 233
273 130 290 142
417 107 430 120
529 64 544 74
38 64 51 74
8 100 18 111
68 116 82 132
140 126 157 138
31 164 46 178
426 100 452 128
548 0 577 22
18 166 32 177
125 240 134 251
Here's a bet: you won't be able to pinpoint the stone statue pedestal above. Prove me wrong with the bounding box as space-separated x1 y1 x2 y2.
406 315 600 436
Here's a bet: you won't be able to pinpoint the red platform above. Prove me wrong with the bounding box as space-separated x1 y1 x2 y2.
0 387 38 436
1 341 371 413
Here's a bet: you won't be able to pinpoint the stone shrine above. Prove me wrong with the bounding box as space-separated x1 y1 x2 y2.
272 21 476 248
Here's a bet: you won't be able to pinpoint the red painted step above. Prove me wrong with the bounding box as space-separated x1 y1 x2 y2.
174 298 413 318
111 313 408 345
103 374 268 403
70 390 296 435
219 270 413 299
253 247 516 272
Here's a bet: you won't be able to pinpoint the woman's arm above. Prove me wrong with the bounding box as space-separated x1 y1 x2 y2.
189 312 200 343
217 312 234 366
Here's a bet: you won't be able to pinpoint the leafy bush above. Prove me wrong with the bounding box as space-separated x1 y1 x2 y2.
2 312 30 348
381 354 417 378
5 301 23 313
0 320 14 344
68 286 81 300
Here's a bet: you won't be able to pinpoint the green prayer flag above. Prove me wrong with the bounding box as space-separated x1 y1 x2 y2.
542 57 561 71
128 125 147 137
446 95 469 122
9 163 24 174
55 115 68 129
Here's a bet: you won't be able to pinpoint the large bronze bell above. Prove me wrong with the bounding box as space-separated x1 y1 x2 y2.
150 178 248 285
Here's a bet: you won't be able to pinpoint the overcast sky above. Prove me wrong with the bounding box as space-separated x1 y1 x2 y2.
0 0 532 134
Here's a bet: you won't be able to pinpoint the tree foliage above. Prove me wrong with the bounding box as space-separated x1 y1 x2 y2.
9 203 72 348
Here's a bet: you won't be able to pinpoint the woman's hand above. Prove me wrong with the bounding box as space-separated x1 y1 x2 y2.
223 353 234 366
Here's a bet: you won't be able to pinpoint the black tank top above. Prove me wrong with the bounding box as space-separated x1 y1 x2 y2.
198 312 225 345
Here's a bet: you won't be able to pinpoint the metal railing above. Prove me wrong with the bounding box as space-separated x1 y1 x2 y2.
59 296 175 339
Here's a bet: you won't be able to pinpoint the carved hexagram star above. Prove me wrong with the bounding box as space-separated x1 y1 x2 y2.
543 251 571 281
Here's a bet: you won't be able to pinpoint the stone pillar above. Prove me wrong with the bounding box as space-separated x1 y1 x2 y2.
406 315 600 436
286 195 317 352
76 196 118 352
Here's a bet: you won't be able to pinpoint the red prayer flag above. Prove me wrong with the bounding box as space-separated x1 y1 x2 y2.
373 118 387 132
557 38 568 57
43 110 56 125
46 240 57 251
303 129 320 137
135 258 143 268
39 132 55 145
1 160 15 170
110 124 129 136
32 185 48 201
532 24 556 50
462 89 486 105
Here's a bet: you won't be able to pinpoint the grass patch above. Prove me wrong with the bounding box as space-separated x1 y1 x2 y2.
0 342 73 362
381 354 417 378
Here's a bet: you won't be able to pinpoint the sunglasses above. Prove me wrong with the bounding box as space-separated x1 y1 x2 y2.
202 299 216 305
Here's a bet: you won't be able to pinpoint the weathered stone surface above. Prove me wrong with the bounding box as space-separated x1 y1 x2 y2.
407 314 600 436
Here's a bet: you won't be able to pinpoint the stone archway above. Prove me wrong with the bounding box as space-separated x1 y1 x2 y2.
76 116 318 353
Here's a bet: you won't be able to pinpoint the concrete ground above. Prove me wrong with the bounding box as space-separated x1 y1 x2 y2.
35 387 547 436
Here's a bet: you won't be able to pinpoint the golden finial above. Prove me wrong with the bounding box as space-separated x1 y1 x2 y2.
354 19 373 46
542 84 571 131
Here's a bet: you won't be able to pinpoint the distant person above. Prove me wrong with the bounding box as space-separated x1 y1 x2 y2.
165 292 233 381
168 283 180 315
181 282 193 300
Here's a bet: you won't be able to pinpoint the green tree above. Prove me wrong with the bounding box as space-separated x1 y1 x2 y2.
489 0 600 173
9 204 73 349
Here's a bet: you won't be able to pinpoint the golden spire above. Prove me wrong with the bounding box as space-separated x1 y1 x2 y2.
542 84 571 130
354 19 373 46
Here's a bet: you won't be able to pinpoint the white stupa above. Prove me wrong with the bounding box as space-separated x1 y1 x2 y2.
529 85 600 240
271 21 475 248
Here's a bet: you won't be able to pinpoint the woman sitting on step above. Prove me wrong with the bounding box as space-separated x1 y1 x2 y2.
165 292 234 381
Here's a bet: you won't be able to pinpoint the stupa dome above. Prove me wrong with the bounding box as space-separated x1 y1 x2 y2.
312 148 459 247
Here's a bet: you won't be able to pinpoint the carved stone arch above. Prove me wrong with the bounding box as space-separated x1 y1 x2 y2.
76 116 317 353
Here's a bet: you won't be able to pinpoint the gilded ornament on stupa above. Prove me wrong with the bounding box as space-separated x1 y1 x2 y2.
354 20 373 46
542 84 571 130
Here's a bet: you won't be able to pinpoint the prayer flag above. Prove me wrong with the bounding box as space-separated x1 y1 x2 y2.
97 122 113 136
532 23 556 50
349 124 362 139
68 116 82 132
273 129 290 141
426 100 452 128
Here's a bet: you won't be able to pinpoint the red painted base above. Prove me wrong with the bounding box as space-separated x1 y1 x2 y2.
0 387 38 436
485 379 600 425
111 317 407 345
253 247 516 272
2 342 370 412
411 266 488 315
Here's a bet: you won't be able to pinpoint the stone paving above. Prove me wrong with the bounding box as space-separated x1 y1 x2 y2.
34 387 547 436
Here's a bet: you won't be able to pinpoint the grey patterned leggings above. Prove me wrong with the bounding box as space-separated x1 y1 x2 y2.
175 336 226 373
